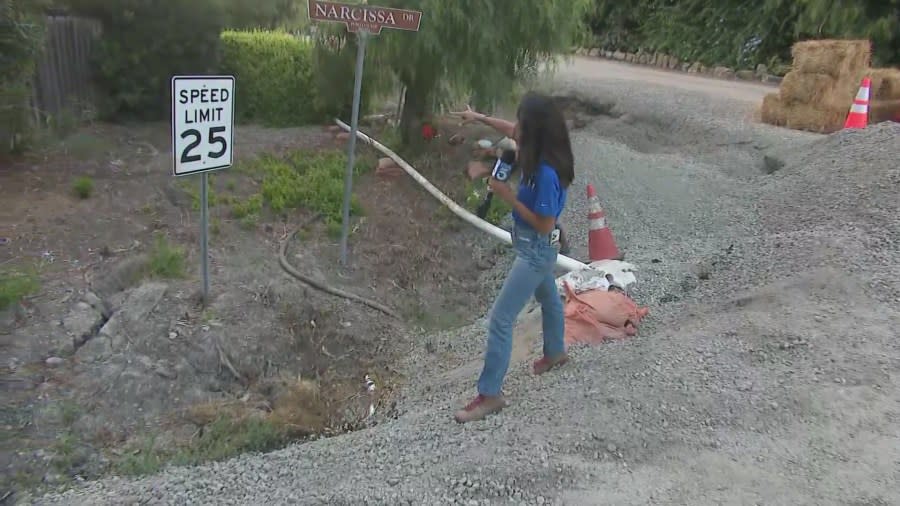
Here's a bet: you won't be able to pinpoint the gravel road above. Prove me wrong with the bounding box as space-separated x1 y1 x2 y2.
30 59 900 505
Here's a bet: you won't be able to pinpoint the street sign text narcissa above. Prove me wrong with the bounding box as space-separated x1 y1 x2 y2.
308 0 422 34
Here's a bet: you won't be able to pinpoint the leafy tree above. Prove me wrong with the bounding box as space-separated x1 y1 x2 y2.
0 0 48 153
223 0 309 31
584 0 899 70
56 0 310 120
789 0 899 66
343 0 591 146
59 0 225 120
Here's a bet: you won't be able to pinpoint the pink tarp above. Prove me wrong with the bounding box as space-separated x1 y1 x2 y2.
562 282 650 346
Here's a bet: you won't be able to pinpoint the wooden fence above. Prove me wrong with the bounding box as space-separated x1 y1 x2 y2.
29 15 102 125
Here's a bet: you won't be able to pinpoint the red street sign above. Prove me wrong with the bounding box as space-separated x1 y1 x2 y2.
308 0 422 34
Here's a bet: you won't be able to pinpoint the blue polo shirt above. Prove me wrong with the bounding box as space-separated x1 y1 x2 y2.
512 161 567 228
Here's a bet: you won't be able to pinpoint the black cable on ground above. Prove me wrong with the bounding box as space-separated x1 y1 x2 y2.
278 229 401 319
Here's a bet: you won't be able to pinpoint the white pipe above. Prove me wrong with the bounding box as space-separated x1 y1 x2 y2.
335 119 589 272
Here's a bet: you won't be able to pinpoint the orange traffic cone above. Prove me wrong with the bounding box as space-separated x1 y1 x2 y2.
586 183 622 261
844 77 871 129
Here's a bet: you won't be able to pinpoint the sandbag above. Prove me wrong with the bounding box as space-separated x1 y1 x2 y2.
562 282 649 346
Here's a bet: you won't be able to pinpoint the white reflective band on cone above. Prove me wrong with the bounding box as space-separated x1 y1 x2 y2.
589 218 608 230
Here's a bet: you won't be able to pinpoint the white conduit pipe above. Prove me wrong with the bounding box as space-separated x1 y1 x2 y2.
335 119 589 272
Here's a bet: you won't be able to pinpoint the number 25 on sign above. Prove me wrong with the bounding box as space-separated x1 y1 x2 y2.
171 75 235 303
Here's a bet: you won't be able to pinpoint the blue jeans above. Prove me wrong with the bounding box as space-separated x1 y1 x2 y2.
477 223 566 397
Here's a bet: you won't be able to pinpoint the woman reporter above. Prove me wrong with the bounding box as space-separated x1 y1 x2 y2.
451 93 574 423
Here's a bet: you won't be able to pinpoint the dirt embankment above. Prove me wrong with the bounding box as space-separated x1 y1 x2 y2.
0 116 512 498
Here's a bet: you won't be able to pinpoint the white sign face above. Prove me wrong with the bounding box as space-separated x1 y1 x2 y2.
171 76 235 176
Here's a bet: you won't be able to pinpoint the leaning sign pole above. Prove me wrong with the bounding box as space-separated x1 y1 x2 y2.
307 0 422 266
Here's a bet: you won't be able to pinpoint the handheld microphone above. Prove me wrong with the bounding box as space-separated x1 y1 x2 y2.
476 149 516 219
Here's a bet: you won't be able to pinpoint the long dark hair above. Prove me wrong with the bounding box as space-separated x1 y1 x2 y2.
515 92 574 189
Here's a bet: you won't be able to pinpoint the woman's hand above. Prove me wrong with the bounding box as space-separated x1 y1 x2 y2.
450 105 484 125
488 177 516 204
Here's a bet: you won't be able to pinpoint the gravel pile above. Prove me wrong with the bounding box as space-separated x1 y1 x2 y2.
30 66 900 505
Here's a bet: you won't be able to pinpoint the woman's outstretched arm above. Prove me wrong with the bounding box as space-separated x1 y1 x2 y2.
451 105 516 138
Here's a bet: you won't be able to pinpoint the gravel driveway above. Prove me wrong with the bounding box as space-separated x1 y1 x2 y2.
30 59 900 506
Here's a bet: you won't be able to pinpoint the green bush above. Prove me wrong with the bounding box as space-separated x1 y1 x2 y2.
310 26 383 122
220 30 317 127
62 0 225 120
147 235 185 279
0 1 46 154
231 194 262 219
0 268 40 311
72 176 94 199
257 150 366 232
464 179 511 226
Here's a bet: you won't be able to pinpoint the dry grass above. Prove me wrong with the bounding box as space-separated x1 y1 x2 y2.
186 377 331 436
792 39 871 78
267 378 331 437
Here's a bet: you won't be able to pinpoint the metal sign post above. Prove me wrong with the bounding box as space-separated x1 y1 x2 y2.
339 31 369 266
307 0 422 266
171 75 236 302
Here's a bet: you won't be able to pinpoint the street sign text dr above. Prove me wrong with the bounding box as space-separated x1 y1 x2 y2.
171 76 235 176
308 0 421 34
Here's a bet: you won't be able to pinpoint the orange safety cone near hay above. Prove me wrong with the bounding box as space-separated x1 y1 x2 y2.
586 183 622 261
844 76 871 129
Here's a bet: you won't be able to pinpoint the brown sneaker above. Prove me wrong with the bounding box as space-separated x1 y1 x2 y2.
533 353 569 375
454 394 507 423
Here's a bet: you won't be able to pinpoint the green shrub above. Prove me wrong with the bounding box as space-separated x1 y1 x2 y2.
114 417 286 477
257 150 365 231
63 0 225 120
0 268 40 311
465 180 511 226
310 26 383 121
0 1 46 154
72 176 94 199
147 235 185 279
220 30 317 127
178 177 218 211
231 194 262 219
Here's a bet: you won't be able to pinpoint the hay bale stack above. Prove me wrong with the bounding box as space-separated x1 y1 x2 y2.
783 104 848 133
792 39 871 78
762 39 872 133
869 100 900 123
760 92 847 133
761 93 787 126
869 67 900 101
779 71 837 105
868 67 900 123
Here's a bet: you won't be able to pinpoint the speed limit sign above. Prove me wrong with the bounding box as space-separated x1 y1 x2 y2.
171 75 235 176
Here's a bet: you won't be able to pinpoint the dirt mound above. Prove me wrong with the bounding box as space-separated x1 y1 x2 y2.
762 121 900 225
755 122 900 303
